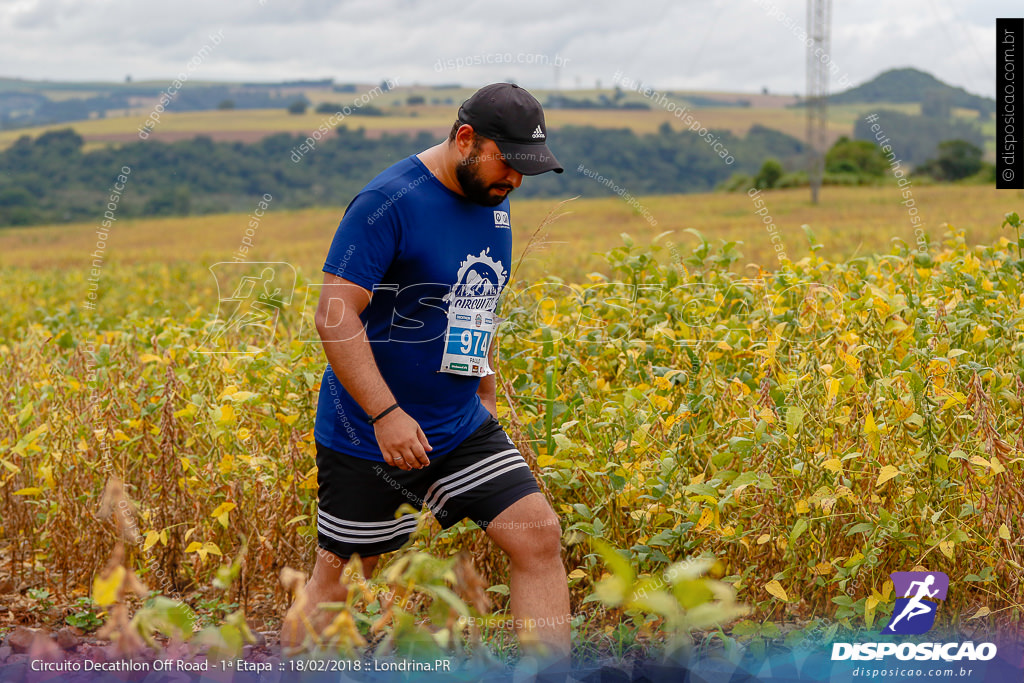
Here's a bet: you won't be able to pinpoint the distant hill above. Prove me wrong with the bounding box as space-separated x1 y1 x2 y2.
830 68 994 116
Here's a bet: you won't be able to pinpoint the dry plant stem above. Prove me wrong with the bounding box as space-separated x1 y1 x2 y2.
507 197 577 288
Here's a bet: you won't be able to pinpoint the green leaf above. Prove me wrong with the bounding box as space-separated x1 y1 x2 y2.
593 540 635 586
785 406 805 436
133 596 196 641
790 518 809 545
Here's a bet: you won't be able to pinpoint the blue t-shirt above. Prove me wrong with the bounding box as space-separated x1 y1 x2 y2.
314 154 513 460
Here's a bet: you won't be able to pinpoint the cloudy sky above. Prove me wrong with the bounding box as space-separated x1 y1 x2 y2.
0 0 1003 97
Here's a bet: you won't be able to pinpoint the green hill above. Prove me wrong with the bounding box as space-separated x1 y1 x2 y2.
830 67 994 116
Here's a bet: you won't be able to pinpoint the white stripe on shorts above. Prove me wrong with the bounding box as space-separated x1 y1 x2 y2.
317 519 418 544
428 460 532 514
423 448 520 510
318 507 417 528
317 507 419 543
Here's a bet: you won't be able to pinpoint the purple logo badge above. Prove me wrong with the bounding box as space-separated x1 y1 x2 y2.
884 571 949 635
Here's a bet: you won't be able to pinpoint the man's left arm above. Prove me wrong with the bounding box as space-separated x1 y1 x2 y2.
478 340 497 417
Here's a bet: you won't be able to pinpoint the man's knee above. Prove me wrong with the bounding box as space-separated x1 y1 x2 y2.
504 513 563 563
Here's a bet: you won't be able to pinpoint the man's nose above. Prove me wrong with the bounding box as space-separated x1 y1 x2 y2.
507 169 523 188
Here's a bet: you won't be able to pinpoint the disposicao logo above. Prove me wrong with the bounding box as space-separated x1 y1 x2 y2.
831 570 998 662
885 571 948 635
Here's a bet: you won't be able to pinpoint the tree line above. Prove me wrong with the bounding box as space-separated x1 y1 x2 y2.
0 123 806 227
0 111 989 228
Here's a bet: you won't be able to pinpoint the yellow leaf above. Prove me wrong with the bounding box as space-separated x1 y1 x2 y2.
228 391 257 402
998 524 1010 540
969 606 991 620
971 325 988 344
173 404 197 419
568 569 586 580
13 487 43 496
219 385 239 398
826 378 840 404
143 531 160 551
217 404 236 424
823 458 842 473
537 454 556 467
938 540 955 559
138 353 166 364
210 501 236 518
876 465 900 487
863 411 877 434
211 502 236 529
756 534 771 545
941 392 968 411
795 500 809 514
38 465 54 488
841 350 860 373
92 565 126 607
695 507 715 532
650 394 672 412
764 580 789 602
865 595 880 628
185 541 203 553
203 542 222 556
969 455 991 469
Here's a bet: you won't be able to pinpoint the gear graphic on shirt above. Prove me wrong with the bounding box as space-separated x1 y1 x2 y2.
443 248 508 303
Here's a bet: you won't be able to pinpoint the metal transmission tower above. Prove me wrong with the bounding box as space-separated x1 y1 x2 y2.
806 0 832 204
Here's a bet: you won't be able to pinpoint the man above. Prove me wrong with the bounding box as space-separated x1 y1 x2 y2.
293 84 570 660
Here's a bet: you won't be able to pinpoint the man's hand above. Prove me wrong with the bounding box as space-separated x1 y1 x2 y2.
373 409 432 470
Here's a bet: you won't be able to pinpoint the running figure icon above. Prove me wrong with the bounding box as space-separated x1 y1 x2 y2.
887 575 939 632
883 571 949 635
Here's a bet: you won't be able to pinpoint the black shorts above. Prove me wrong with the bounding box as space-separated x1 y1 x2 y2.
315 415 542 559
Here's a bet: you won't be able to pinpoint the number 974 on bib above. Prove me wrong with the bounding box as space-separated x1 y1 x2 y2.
441 325 494 377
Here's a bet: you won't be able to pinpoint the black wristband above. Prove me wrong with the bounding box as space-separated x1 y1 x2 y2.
367 403 400 425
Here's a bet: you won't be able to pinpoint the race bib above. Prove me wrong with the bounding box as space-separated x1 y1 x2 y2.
440 307 497 377
439 248 507 377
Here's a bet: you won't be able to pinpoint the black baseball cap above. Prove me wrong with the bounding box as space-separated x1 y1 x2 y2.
457 83 563 175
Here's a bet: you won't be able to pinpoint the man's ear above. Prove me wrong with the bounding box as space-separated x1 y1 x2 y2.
454 124 476 155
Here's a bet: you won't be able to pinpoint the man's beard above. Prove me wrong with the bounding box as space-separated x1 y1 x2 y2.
455 154 514 207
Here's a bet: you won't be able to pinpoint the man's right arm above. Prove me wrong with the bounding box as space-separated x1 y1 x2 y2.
314 272 432 470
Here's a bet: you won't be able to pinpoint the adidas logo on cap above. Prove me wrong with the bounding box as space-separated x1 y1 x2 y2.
531 125 545 139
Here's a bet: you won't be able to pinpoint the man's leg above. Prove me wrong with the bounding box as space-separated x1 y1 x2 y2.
484 492 570 659
308 546 379 603
280 547 379 649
